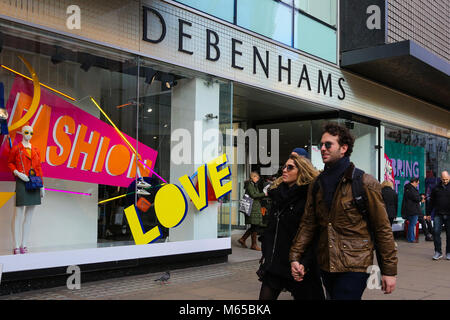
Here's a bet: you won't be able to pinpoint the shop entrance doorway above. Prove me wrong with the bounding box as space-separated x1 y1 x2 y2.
228 84 382 231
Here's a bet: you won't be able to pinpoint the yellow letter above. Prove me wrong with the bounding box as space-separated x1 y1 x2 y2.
154 184 188 228
207 154 232 199
179 164 208 211
124 205 162 245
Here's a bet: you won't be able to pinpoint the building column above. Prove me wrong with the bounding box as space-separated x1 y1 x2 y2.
169 78 220 241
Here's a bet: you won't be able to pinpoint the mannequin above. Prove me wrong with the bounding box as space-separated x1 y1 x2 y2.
7 126 44 254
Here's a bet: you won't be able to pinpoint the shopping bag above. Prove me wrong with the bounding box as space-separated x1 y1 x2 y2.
239 194 253 217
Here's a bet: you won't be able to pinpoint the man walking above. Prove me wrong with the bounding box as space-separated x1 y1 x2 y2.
289 123 397 300
418 193 433 241
430 171 450 260
401 178 422 243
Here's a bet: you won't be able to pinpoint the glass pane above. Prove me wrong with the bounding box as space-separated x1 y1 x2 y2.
0 20 140 254
294 0 336 26
237 0 293 46
384 125 426 219
176 0 234 23
218 83 233 238
257 120 312 169
348 121 378 178
436 137 450 176
294 12 337 63
311 119 334 170
135 61 233 242
229 122 248 230
311 119 378 176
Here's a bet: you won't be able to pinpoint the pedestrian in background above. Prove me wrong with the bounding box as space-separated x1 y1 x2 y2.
430 171 450 260
258 154 324 300
418 193 433 241
381 180 398 226
401 177 421 243
238 171 267 251
290 123 397 300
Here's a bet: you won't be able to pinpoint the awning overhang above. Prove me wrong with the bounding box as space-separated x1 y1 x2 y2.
341 40 450 111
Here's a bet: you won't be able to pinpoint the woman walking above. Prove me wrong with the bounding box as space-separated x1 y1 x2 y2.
381 180 398 226
238 171 267 251
258 154 325 300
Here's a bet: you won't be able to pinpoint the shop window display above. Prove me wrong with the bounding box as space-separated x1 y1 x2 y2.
0 21 232 256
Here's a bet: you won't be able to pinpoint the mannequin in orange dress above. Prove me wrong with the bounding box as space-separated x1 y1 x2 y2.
8 125 44 254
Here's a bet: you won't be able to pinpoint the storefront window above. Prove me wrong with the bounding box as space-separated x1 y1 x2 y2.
384 125 450 219
0 20 232 256
257 118 378 175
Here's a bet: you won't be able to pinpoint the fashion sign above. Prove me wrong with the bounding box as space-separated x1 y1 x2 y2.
0 77 158 187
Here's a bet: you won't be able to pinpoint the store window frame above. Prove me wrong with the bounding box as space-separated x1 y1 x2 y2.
254 110 381 178
0 19 234 256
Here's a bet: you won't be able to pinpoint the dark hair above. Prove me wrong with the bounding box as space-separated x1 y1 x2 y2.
322 122 355 157
410 177 419 183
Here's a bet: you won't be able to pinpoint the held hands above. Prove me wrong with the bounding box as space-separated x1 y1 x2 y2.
290 261 306 282
381 275 396 294
14 170 29 182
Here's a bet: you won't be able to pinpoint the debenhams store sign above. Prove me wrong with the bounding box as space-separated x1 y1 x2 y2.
142 3 346 101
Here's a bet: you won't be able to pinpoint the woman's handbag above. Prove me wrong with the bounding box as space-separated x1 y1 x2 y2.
19 149 43 191
25 169 43 190
239 194 253 217
256 256 266 282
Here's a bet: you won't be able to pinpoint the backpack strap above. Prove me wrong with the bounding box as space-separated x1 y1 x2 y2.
351 167 368 219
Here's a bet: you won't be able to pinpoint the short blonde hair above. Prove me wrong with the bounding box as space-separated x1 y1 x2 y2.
381 180 394 189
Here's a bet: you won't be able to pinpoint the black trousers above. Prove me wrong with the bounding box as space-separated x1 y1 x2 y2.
418 216 433 235
320 271 369 300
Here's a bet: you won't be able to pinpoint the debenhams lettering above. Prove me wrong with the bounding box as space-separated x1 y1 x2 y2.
143 6 346 101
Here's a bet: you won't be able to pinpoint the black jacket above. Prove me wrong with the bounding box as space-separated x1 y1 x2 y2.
430 183 450 215
401 183 421 217
259 183 321 284
381 186 398 219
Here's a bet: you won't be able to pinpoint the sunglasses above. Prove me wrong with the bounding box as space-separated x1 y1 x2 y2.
23 131 33 135
282 164 296 172
318 141 332 149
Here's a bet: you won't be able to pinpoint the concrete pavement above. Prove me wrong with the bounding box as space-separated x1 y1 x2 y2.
1 231 449 300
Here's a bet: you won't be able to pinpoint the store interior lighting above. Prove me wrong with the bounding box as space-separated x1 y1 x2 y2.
160 73 177 89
